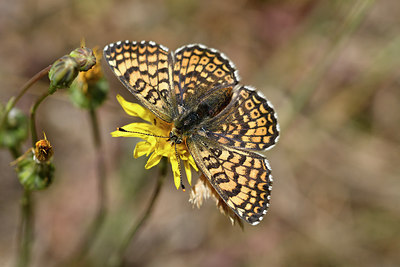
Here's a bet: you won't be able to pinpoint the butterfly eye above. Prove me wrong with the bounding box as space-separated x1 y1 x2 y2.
175 138 182 144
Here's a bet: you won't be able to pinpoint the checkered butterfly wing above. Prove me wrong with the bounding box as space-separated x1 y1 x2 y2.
173 44 239 109
188 86 279 224
103 41 176 122
187 135 273 225
204 86 279 150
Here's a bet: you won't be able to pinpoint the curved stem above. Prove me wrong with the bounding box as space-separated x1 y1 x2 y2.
30 92 50 146
108 158 168 267
1 65 51 130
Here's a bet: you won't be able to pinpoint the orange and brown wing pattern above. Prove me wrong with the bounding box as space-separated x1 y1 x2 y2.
187 135 273 225
104 40 176 122
173 44 239 110
203 86 279 151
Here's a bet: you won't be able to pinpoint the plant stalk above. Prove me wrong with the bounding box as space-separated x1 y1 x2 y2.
108 158 168 267
30 92 50 146
16 189 34 267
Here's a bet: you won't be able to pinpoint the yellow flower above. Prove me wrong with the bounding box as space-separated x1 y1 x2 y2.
111 95 198 190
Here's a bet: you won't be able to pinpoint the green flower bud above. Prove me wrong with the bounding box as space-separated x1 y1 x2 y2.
69 47 96 72
48 56 79 93
16 150 54 190
0 105 28 149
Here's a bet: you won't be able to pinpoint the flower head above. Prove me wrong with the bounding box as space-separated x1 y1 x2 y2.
111 95 198 189
34 133 53 162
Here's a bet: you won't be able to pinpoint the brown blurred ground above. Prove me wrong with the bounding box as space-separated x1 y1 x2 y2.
1 0 400 266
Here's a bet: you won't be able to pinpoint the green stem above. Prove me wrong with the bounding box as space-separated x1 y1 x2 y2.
282 0 375 131
15 79 51 267
108 158 168 267
0 65 51 130
17 189 34 267
30 92 50 146
90 107 107 227
69 107 107 262
87 106 107 242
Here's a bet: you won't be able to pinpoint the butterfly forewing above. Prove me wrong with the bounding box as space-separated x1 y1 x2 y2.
203 86 279 151
173 44 239 110
104 41 176 122
187 135 273 225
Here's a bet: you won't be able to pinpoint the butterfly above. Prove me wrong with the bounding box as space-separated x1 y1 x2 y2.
103 40 279 225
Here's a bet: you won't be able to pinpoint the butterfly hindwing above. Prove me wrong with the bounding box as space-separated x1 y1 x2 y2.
202 85 279 151
104 40 176 122
187 135 273 225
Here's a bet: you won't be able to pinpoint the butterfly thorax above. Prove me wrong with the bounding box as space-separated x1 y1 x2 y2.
169 86 234 144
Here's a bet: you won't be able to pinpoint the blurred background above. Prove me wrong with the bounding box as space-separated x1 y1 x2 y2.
1 0 400 266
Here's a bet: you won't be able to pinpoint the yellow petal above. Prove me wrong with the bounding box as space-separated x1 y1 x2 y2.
155 142 172 158
187 154 199 171
183 160 192 185
145 153 162 169
111 129 131 137
170 156 181 190
116 95 154 123
134 141 154 158
111 123 152 138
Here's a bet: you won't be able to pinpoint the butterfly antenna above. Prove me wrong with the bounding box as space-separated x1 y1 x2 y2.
174 143 185 192
117 127 169 139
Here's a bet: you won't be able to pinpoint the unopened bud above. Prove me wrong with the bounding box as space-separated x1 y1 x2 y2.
15 150 54 190
69 47 96 71
48 56 79 93
0 105 28 149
